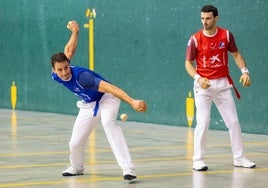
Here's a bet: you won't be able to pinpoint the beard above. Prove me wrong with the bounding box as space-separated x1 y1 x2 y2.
203 24 213 30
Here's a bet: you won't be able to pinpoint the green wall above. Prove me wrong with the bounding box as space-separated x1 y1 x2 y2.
0 0 267 134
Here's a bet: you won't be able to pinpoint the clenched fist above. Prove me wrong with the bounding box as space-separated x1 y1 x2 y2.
198 77 211 89
131 100 147 112
66 21 79 32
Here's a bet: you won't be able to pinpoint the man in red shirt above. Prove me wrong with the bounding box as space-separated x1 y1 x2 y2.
185 5 255 171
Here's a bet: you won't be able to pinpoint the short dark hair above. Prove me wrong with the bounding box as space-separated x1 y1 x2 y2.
50 52 70 68
201 5 218 17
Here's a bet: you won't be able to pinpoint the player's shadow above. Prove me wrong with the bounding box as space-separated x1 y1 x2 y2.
125 179 142 187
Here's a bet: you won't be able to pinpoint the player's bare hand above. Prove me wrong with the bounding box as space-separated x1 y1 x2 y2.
66 21 79 32
132 100 147 112
198 77 210 89
239 73 251 87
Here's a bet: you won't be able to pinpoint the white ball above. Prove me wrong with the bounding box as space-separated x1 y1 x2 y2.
120 113 128 121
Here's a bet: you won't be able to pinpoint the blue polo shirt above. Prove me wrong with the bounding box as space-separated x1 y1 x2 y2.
52 66 109 115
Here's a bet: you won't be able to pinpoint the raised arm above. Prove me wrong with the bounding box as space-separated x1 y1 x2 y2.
98 80 147 112
64 21 79 60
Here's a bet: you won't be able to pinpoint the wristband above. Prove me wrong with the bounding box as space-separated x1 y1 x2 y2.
241 67 249 74
194 74 201 81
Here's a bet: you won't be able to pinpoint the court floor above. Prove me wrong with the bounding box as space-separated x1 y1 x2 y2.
0 109 267 188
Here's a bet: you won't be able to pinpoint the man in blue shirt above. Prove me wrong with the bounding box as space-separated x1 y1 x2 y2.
50 21 147 180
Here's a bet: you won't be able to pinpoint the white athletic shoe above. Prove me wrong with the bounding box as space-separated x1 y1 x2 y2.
233 156 256 168
193 160 208 171
62 166 84 176
123 169 137 180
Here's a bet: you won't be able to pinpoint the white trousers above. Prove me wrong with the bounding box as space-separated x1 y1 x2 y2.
193 77 244 161
68 93 134 172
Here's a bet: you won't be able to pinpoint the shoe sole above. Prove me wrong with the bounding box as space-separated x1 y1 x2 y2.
193 166 208 171
62 172 84 176
233 164 256 168
124 174 137 180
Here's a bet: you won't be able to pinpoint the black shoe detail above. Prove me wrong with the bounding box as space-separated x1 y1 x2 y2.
62 172 83 176
193 166 208 171
124 174 137 180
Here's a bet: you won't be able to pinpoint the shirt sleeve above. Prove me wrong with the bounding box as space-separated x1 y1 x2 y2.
185 36 197 61
228 32 238 53
78 71 101 91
